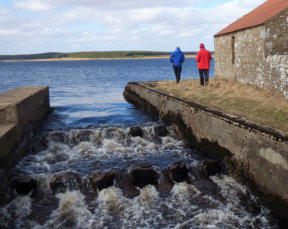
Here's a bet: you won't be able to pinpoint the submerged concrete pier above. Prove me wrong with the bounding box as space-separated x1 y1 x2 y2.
0 86 50 167
124 81 288 218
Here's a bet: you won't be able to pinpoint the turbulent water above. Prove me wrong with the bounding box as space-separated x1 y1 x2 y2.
0 125 278 228
0 59 283 228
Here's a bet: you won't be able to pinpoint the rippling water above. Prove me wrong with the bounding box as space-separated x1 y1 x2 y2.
0 59 207 127
0 59 283 228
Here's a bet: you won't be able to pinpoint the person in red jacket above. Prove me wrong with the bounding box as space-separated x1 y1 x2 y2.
196 43 212 86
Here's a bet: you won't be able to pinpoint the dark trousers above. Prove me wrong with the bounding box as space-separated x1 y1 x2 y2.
173 66 182 83
199 69 209 86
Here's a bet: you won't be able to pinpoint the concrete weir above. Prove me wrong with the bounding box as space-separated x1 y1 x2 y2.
0 86 50 169
123 81 288 217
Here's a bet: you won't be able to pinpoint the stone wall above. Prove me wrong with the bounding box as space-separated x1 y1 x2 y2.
266 55 288 98
124 82 288 218
264 9 288 56
214 26 266 87
264 9 288 98
214 9 288 99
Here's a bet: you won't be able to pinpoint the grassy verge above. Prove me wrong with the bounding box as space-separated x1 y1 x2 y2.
0 51 199 61
150 78 288 132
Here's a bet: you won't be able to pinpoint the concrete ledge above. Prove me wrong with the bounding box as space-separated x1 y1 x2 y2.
0 124 17 159
0 104 17 124
0 86 50 161
124 81 288 218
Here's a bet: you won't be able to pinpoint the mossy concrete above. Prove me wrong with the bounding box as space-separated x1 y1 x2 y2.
123 81 288 219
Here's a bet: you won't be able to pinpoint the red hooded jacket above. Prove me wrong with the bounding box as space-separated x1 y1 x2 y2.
196 48 212 69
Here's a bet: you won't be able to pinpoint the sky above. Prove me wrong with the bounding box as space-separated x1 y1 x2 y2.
0 0 267 55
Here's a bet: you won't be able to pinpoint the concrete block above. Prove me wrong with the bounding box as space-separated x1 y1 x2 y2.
0 124 17 159
0 86 50 161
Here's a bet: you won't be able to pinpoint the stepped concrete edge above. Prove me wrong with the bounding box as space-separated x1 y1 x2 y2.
0 86 50 162
123 81 288 218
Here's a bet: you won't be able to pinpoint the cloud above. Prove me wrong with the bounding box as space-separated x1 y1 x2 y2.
13 0 201 11
0 0 267 54
13 0 54 11
13 0 266 11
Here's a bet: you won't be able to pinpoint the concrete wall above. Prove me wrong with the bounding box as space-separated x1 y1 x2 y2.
0 86 50 204
124 82 288 218
214 9 288 99
0 86 50 162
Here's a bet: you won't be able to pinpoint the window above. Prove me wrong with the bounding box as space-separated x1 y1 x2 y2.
231 36 235 65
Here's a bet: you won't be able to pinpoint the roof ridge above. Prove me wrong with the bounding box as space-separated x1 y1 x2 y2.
214 0 288 37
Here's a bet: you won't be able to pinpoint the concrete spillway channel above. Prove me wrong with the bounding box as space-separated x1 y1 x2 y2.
123 81 288 220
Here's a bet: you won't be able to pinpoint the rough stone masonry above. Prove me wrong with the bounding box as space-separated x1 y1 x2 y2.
214 8 288 99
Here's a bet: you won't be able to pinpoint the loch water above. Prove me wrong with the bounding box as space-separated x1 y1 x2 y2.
0 59 283 228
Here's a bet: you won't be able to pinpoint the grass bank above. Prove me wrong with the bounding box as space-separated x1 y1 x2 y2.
0 51 199 61
150 78 288 132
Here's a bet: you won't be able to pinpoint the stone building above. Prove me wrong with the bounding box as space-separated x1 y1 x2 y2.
214 0 288 99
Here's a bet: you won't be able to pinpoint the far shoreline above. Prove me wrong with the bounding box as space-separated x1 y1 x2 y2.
0 55 198 62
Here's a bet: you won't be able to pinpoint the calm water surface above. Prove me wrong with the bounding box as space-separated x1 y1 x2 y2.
0 59 283 228
0 58 207 127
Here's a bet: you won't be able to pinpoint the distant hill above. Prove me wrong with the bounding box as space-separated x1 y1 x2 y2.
0 51 201 60
0 52 61 60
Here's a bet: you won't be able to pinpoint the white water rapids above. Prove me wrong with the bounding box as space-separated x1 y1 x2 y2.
0 123 279 228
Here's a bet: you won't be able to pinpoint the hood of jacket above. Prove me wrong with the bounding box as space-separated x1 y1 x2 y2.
174 48 181 53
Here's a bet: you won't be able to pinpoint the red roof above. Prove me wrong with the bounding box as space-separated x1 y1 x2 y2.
214 0 288 37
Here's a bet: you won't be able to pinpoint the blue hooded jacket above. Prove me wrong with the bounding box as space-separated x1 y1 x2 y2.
170 48 185 67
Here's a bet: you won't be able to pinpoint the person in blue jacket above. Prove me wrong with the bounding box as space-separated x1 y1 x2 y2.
170 46 185 83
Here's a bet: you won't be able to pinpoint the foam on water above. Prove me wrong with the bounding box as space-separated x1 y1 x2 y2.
178 174 275 229
38 174 54 195
13 124 191 176
3 124 280 228
171 182 202 196
211 175 247 202
0 179 277 229
0 196 33 229
32 191 94 229
137 185 159 203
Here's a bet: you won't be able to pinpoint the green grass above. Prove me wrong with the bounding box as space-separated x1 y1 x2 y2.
152 79 288 132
